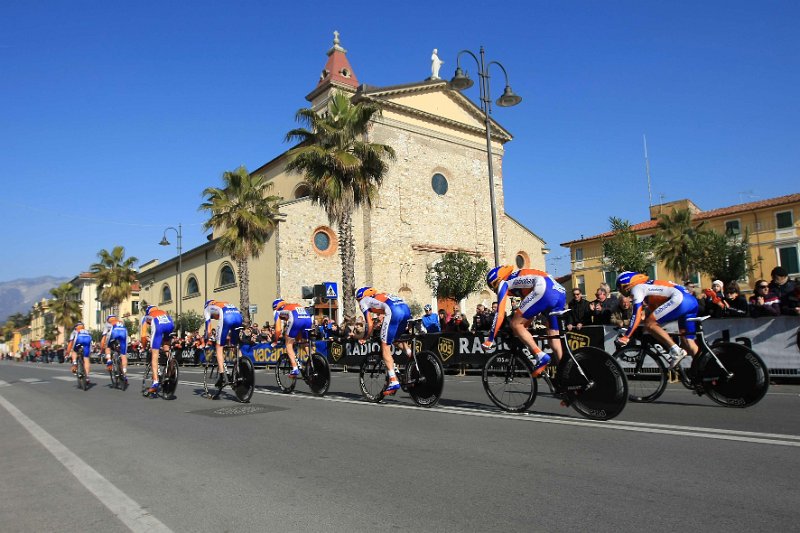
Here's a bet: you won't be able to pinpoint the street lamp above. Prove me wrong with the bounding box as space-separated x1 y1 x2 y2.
450 47 522 266
159 224 182 320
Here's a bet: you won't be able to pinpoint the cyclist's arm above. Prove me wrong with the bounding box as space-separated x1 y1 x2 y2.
140 317 150 343
484 280 510 347
272 310 282 340
620 303 645 341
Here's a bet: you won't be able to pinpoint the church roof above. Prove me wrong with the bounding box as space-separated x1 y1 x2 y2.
306 31 359 101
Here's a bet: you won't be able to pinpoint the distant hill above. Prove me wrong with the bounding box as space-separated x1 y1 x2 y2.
0 276 70 323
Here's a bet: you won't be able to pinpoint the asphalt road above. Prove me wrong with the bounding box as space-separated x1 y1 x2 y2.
1 360 799 532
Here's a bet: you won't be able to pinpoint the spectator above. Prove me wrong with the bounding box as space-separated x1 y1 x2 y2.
610 295 633 328
471 304 491 335
780 280 800 316
702 279 727 318
589 287 614 325
768 266 796 301
421 304 441 333
437 309 447 329
722 282 749 317
566 288 591 330
445 306 469 333
490 302 498 315
749 280 780 317
599 282 618 308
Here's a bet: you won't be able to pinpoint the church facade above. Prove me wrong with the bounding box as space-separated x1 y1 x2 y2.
139 34 547 324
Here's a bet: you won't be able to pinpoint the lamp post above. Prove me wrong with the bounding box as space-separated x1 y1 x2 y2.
450 47 522 266
159 224 183 321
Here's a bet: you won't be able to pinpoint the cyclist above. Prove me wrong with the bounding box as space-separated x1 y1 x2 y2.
66 322 93 383
614 271 699 369
204 299 243 387
355 287 411 395
482 266 567 377
140 305 175 395
271 298 312 378
100 315 129 386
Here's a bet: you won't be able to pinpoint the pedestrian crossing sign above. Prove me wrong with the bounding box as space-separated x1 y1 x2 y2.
324 282 338 300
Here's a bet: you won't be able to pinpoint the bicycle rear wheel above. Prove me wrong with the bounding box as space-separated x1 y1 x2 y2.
275 353 297 393
141 362 152 397
482 350 537 412
359 353 387 403
307 353 331 396
111 355 121 389
612 345 668 403
232 356 255 403
406 351 444 407
561 347 628 420
160 357 179 399
76 356 88 391
203 349 220 398
697 343 769 408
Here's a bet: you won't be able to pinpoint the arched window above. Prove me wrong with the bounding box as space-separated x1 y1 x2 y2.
186 276 199 296
294 183 310 199
160 284 172 303
431 173 448 196
218 264 236 287
515 251 530 269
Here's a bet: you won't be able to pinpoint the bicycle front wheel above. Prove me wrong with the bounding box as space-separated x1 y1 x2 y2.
161 357 179 399
275 353 297 393
612 345 668 403
307 353 331 396
406 351 444 407
232 356 255 403
561 347 628 420
359 353 387 403
482 350 537 412
698 343 769 408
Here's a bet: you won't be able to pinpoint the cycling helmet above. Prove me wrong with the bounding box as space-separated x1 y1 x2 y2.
144 305 155 315
106 315 117 323
486 265 514 290
205 299 214 308
424 304 432 312
616 271 649 293
272 298 285 311
355 287 377 301
74 322 85 331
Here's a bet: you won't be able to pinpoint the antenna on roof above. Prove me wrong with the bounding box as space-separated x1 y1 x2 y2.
643 134 653 207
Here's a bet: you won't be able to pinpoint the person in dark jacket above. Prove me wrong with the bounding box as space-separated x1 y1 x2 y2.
749 280 780 317
589 287 614 325
722 282 749 317
566 288 591 330
471 304 492 335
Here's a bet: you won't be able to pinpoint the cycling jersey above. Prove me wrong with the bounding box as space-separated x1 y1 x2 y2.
101 317 129 355
204 300 243 345
140 308 175 350
66 328 92 358
359 293 411 344
487 269 567 345
624 280 699 340
274 303 312 340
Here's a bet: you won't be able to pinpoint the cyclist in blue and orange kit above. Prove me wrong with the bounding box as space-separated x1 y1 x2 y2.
204 299 243 387
140 305 175 395
272 298 312 378
356 287 412 395
614 271 699 369
483 266 567 376
66 322 93 383
100 315 129 385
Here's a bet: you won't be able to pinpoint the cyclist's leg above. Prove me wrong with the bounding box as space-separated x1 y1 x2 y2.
81 343 91 378
285 336 299 368
215 320 226 374
284 314 299 368
382 305 406 390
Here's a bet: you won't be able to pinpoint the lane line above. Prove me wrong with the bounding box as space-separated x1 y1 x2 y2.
0 394 173 533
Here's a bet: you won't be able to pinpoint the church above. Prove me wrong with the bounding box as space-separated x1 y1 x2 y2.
138 32 547 323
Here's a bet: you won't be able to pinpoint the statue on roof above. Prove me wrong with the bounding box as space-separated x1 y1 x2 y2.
431 49 444 80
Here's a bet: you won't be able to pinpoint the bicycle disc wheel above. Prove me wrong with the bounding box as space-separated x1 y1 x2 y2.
307 353 331 396
232 357 255 403
406 351 444 408
613 345 668 403
482 350 537 412
561 347 628 420
203 349 220 398
359 354 387 403
697 343 769 408
275 353 297 393
160 357 178 399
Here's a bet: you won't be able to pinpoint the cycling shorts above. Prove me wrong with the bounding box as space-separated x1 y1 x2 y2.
517 277 567 330
74 333 92 357
284 308 312 339
652 291 699 340
151 316 175 350
109 328 128 355
213 307 243 345
380 301 411 344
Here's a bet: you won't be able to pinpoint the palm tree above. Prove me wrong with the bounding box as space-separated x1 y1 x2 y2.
49 283 82 333
90 246 138 316
200 166 282 322
285 91 396 319
653 208 707 282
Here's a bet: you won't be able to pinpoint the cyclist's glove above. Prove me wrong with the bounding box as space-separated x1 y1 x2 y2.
614 335 629 349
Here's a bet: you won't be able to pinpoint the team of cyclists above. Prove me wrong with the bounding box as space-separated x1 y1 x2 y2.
65 265 701 398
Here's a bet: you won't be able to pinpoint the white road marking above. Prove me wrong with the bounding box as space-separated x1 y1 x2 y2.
0 380 9 387
0 394 173 533
55 376 75 381
19 378 45 384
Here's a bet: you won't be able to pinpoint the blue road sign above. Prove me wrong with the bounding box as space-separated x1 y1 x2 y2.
324 282 338 300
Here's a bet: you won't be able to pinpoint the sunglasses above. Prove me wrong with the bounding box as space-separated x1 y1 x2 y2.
757 285 768 289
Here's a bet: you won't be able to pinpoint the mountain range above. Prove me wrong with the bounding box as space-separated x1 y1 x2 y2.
0 276 70 323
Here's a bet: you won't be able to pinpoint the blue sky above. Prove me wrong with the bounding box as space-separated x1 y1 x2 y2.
1 0 798 282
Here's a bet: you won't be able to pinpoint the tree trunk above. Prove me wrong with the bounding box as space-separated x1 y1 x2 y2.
338 211 357 321
237 258 251 323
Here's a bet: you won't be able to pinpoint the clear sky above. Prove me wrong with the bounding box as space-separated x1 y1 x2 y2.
1 0 798 282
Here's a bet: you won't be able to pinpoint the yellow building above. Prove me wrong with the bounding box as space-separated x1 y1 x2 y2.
561 193 800 295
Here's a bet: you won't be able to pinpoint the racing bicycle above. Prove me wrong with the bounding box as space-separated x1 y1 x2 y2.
107 339 127 391
359 319 445 407
140 339 179 399
73 343 89 391
612 316 769 407
275 329 331 396
482 309 628 420
202 335 255 402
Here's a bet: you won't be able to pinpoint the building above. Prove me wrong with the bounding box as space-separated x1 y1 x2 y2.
139 33 547 325
561 193 800 294
68 273 140 332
